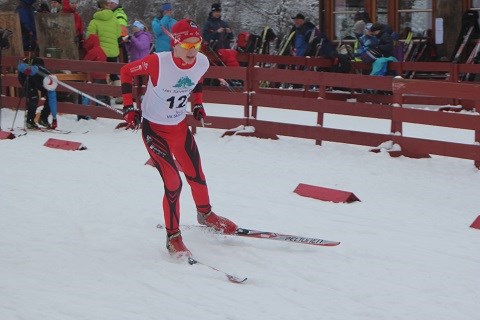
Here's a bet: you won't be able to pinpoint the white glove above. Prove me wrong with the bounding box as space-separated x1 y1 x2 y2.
43 75 58 90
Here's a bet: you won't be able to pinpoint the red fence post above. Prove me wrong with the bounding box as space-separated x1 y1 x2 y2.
391 78 403 136
246 54 254 124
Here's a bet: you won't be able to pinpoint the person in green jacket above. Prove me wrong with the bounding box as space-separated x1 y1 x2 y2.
87 0 121 82
108 0 129 64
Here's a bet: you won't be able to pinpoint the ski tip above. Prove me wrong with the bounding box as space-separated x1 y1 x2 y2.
227 275 247 284
324 242 341 246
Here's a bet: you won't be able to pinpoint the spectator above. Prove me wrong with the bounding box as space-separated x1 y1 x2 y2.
86 0 121 83
120 19 237 256
124 20 152 62
352 11 371 61
290 13 316 57
202 3 233 50
108 0 128 63
358 23 397 76
355 23 381 64
352 11 371 39
369 22 394 57
151 2 176 52
108 0 128 27
81 34 109 116
49 0 61 13
16 0 37 52
123 20 152 91
62 0 84 57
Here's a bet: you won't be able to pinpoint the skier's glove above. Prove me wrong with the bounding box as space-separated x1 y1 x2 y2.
193 104 206 121
123 105 141 129
18 63 39 76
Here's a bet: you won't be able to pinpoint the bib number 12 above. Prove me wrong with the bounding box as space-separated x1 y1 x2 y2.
167 95 188 109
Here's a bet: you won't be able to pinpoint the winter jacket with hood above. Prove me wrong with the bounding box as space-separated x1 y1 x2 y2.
86 9 121 58
16 0 37 51
372 24 394 57
151 15 176 52
83 34 107 80
113 6 128 27
126 30 153 62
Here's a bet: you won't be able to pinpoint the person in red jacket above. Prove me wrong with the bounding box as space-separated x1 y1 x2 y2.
62 0 84 56
80 34 109 117
120 19 237 257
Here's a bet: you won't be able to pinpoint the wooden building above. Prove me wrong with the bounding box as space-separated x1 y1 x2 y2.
319 0 480 58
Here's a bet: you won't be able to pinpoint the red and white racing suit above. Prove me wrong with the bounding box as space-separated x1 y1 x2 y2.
121 52 211 234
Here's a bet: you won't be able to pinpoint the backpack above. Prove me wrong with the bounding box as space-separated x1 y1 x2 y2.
236 32 250 51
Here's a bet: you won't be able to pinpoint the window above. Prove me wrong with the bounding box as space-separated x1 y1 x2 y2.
398 0 432 37
333 0 365 40
376 0 388 24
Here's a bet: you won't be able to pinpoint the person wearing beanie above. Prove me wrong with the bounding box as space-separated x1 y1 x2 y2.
125 20 153 61
202 3 234 50
49 0 61 13
107 0 128 28
368 22 394 57
120 19 237 257
290 13 317 57
108 0 128 65
152 2 177 52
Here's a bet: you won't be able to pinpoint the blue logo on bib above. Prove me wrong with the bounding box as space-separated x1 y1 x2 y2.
173 76 195 88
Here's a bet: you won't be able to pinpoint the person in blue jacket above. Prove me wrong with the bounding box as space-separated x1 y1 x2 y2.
291 13 317 57
151 3 176 52
16 0 37 52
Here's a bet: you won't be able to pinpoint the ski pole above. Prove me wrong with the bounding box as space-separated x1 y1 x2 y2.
37 69 123 115
161 26 239 93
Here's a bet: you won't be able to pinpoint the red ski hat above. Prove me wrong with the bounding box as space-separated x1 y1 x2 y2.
171 19 202 45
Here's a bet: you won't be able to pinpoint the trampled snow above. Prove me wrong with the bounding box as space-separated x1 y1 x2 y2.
1 104 479 320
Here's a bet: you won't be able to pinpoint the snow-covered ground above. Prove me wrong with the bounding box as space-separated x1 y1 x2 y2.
1 104 479 320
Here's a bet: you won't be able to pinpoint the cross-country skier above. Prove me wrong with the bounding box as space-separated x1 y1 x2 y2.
119 19 237 257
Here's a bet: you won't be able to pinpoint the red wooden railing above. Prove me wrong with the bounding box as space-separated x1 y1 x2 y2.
1 55 480 168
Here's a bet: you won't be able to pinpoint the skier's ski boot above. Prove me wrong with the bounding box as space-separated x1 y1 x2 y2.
197 211 237 234
38 117 51 128
166 231 191 257
26 119 39 129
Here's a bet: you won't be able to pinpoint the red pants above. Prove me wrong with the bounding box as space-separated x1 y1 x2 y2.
142 118 211 234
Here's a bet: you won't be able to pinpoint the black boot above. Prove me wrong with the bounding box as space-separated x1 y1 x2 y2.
38 116 51 128
26 119 38 129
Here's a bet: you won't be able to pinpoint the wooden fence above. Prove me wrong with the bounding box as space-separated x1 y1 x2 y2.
1 54 479 168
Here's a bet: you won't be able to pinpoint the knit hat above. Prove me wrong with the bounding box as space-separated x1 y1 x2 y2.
161 3 172 11
354 20 366 34
291 13 305 20
109 0 119 4
211 3 221 12
370 23 382 32
69 0 78 4
132 20 145 31
171 19 202 45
